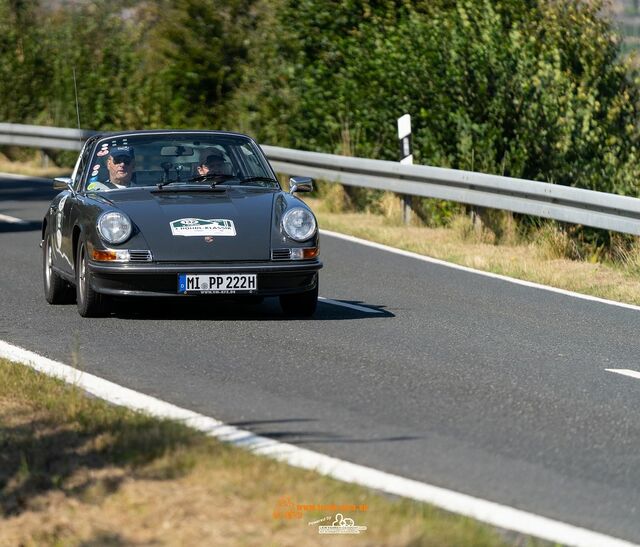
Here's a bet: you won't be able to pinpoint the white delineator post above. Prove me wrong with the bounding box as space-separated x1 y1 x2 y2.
397 114 413 224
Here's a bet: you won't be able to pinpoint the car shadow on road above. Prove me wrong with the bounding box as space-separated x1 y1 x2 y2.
226 418 420 446
0 176 60 202
108 296 395 321
0 220 41 233
318 299 392 317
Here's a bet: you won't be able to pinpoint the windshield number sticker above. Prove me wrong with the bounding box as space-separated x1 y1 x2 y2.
170 218 236 237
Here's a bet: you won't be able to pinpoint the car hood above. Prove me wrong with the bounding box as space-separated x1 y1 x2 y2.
99 188 275 261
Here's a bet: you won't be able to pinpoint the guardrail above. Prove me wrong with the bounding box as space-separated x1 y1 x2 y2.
3 123 640 236
0 123 95 151
264 145 640 236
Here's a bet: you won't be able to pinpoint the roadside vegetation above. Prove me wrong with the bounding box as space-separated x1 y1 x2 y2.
0 357 545 546
304 184 640 307
0 153 68 179
2 0 640 261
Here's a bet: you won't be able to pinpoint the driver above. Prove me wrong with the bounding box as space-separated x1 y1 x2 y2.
106 146 136 186
87 146 136 191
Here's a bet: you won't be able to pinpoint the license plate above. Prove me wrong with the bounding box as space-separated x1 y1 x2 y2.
178 273 257 294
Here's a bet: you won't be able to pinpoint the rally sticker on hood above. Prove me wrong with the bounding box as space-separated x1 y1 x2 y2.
170 218 236 237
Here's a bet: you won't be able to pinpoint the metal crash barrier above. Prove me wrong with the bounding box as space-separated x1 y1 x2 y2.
3 123 640 235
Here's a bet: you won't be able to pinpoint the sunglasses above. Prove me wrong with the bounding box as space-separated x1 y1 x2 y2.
111 155 133 165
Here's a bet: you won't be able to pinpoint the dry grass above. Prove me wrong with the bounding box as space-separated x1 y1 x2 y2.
304 196 640 306
0 154 69 178
0 358 542 547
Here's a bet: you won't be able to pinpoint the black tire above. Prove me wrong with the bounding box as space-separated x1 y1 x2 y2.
280 284 318 317
76 239 107 317
43 234 73 304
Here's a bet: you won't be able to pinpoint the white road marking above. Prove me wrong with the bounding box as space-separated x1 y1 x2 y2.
0 171 52 182
605 369 640 380
0 339 635 547
321 229 640 314
319 297 383 314
0 213 27 224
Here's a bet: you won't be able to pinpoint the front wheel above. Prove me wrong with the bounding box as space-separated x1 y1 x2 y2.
76 240 108 317
280 284 318 317
43 235 73 304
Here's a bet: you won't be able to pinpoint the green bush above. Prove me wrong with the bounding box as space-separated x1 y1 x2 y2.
0 0 255 131
246 0 640 197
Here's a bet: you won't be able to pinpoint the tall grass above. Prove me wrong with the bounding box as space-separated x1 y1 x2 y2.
0 358 537 546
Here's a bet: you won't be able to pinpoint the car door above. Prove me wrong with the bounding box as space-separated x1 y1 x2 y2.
57 141 94 274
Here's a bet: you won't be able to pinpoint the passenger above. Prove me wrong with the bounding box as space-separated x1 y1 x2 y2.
197 148 231 176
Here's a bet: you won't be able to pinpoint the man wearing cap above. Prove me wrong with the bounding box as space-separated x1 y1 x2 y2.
87 146 136 192
106 146 136 187
197 148 231 177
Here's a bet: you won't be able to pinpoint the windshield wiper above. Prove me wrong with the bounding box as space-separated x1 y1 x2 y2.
154 179 229 193
151 185 227 194
156 174 276 190
239 176 279 185
187 173 238 186
157 174 236 189
156 179 183 189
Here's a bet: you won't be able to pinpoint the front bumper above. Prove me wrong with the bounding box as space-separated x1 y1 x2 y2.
87 259 322 297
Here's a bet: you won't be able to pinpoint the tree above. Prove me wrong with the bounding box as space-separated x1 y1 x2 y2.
144 0 257 128
0 0 50 122
242 0 640 198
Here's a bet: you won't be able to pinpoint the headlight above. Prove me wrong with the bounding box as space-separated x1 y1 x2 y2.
282 208 316 241
97 211 132 244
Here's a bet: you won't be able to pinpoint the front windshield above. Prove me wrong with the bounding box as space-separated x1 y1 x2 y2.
84 133 278 192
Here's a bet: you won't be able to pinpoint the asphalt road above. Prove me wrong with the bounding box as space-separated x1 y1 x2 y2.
2 174 640 543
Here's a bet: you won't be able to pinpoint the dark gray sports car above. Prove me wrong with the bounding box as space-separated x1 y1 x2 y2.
42 130 322 317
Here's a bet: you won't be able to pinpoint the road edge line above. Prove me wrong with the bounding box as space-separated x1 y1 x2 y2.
320 229 640 313
0 213 28 224
0 171 57 183
0 339 635 547
605 368 640 380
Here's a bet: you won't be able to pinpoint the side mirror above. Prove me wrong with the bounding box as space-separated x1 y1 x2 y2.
53 177 73 191
289 176 313 194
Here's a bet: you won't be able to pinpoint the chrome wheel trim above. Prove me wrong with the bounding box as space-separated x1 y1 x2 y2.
45 239 52 290
78 246 86 304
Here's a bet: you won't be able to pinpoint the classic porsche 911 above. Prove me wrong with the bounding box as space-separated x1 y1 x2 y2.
42 130 322 317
